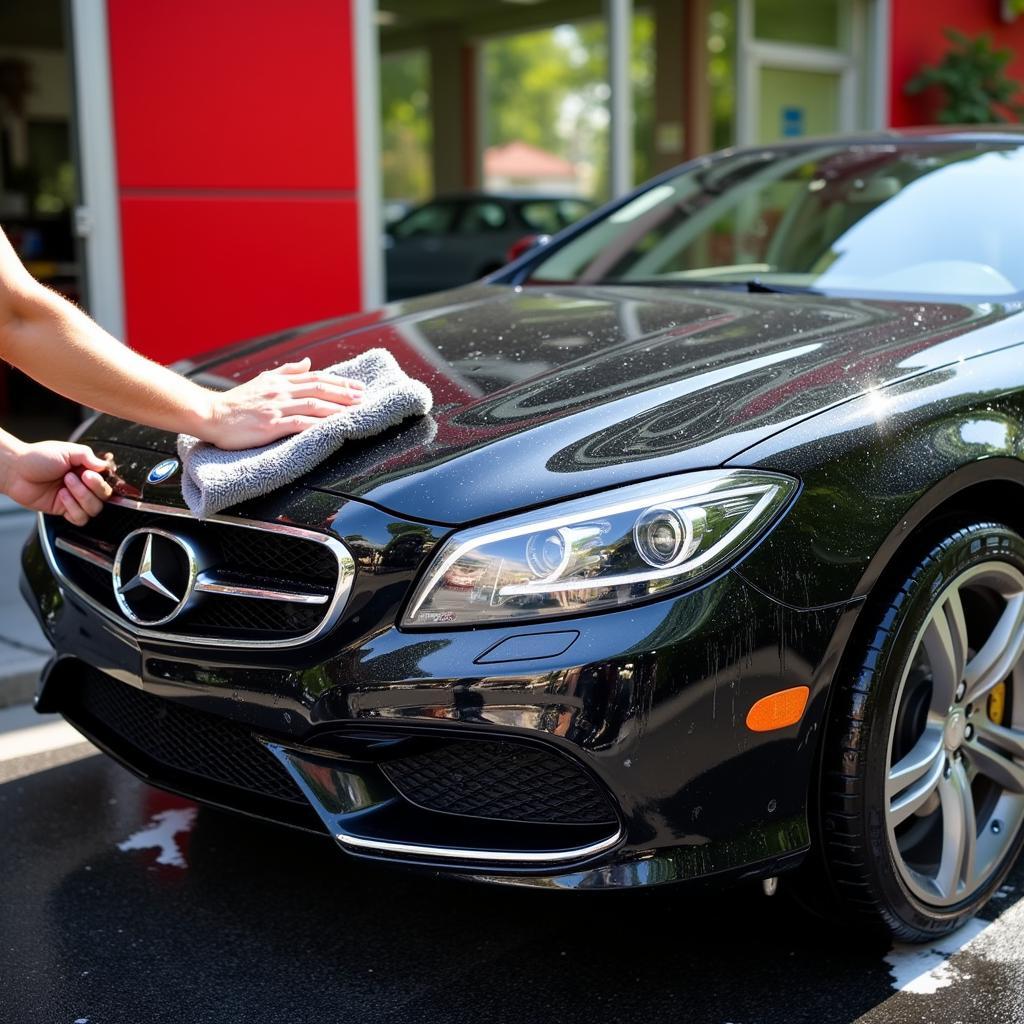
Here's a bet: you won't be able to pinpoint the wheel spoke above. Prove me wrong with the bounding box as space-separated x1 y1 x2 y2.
889 739 945 828
888 724 944 798
964 594 1024 704
966 720 1024 794
934 758 977 900
923 591 970 711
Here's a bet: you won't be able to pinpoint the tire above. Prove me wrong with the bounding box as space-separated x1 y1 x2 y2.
816 521 1024 942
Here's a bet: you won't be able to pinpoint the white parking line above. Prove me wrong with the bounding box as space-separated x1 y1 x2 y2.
0 703 90 763
885 897 1024 994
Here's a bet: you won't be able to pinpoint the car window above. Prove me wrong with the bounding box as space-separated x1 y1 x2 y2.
520 199 592 234
392 202 458 239
528 143 1024 299
519 201 563 234
458 201 508 233
557 199 592 226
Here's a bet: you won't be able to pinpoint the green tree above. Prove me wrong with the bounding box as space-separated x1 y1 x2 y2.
631 13 655 186
484 27 575 154
381 16 657 204
380 50 432 201
484 17 654 200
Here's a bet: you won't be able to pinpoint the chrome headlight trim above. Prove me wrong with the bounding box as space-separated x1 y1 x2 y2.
402 469 798 628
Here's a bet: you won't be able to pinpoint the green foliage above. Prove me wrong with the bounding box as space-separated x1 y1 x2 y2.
380 50 432 201
380 16 656 203
708 1 736 150
485 18 654 199
905 28 1024 123
631 15 655 186
483 26 582 154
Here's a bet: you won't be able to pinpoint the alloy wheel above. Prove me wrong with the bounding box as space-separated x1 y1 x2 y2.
885 561 1024 908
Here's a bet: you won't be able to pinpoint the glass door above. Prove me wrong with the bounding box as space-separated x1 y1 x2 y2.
737 0 861 145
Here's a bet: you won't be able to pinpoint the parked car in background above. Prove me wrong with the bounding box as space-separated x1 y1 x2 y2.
382 199 414 229
384 192 593 299
24 128 1024 945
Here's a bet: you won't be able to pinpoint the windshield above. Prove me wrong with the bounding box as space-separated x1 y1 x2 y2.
527 142 1024 299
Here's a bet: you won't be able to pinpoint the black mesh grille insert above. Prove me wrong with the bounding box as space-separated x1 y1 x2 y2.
45 501 342 642
381 741 617 825
66 668 305 804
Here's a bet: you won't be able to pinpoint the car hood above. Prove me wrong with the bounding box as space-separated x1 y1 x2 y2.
90 284 1021 525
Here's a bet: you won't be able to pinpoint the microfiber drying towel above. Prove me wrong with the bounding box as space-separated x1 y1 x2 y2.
177 348 433 519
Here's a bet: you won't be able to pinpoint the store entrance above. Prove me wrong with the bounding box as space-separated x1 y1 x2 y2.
0 0 82 442
736 0 864 145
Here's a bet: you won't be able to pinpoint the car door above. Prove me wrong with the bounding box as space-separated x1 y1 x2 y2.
448 199 522 277
385 200 462 299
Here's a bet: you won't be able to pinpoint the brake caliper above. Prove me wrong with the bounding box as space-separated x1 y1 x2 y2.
988 681 1008 727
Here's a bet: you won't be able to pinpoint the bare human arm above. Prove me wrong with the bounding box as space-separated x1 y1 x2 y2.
0 227 364 523
0 227 363 448
0 430 112 525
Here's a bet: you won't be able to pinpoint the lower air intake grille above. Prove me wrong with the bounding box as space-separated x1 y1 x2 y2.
66 668 304 804
381 741 617 825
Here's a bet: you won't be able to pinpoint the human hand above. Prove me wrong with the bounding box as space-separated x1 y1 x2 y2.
198 357 365 450
3 441 113 525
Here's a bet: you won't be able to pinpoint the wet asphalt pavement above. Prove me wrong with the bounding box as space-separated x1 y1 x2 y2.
1 738 1023 1024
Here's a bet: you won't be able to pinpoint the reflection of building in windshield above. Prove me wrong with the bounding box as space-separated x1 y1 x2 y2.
529 143 1024 299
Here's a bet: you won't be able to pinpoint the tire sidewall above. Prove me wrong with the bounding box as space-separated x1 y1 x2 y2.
860 523 1024 936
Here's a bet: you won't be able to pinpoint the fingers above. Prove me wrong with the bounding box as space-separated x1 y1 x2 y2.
274 357 312 376
57 487 90 526
58 468 113 525
81 469 114 502
279 398 351 419
270 416 326 437
287 372 365 391
63 471 107 519
67 444 113 473
286 380 364 406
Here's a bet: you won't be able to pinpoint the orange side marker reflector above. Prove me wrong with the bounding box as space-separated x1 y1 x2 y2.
746 686 811 733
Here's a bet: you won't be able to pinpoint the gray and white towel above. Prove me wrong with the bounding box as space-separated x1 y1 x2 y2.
177 348 433 519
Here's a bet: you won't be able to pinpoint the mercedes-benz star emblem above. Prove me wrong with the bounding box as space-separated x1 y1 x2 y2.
112 528 200 626
146 458 180 485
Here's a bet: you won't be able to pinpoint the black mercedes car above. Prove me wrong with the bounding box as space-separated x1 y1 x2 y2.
22 128 1024 942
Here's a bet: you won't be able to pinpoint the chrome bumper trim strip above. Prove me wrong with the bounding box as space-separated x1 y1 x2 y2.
334 829 623 864
55 536 115 571
193 575 330 605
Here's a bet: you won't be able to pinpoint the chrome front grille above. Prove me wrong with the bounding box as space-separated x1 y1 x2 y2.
40 497 354 648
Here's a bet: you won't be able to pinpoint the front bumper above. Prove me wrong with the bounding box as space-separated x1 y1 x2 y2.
22 489 855 890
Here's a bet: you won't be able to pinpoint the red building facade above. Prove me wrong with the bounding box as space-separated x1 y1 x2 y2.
66 0 1024 365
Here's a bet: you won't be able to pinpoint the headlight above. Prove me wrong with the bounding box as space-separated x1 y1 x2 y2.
401 470 797 627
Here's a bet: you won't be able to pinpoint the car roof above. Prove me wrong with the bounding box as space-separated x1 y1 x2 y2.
428 192 592 203
724 125 1024 154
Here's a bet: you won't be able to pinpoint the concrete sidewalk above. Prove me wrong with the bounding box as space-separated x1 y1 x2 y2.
0 499 49 709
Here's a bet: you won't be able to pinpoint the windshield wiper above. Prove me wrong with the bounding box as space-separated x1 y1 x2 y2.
745 278 821 295
588 277 823 294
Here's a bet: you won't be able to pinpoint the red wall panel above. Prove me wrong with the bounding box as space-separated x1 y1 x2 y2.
107 0 356 190
119 196 361 364
106 0 363 362
890 1 1024 126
